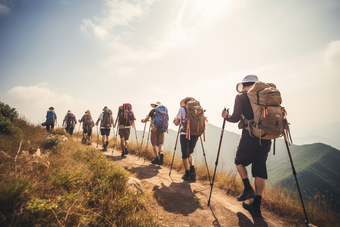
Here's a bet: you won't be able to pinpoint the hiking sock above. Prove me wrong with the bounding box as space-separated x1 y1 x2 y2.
252 195 262 210
242 178 252 191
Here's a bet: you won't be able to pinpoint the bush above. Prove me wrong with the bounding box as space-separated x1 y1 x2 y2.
0 102 22 136
40 137 61 150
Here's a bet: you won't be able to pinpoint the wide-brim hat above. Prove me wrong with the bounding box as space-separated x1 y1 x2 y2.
85 110 91 114
49 107 54 110
236 75 258 93
151 101 162 109
67 110 72 114
180 97 194 107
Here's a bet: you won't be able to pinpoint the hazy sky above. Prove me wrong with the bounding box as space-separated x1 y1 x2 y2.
0 0 339 136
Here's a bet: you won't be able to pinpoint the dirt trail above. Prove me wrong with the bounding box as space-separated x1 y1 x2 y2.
90 143 300 227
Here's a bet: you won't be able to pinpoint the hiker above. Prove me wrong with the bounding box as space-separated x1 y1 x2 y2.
79 110 94 145
95 106 114 152
173 97 201 181
45 107 57 132
114 103 136 157
141 101 168 165
221 75 272 217
62 110 77 135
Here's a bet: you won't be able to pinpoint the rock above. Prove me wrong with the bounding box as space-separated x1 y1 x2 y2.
126 177 143 194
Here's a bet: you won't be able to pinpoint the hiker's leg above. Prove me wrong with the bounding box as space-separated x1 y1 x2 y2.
120 137 125 150
188 135 198 166
254 177 265 196
236 164 248 179
70 127 74 135
152 145 158 156
151 131 158 156
182 158 189 170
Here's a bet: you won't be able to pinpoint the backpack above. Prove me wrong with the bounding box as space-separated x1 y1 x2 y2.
46 111 55 124
83 114 93 130
185 99 205 137
246 81 289 140
152 105 169 132
102 109 112 128
66 114 75 127
118 103 134 126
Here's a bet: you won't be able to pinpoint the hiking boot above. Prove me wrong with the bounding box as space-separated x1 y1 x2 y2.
182 172 191 181
124 147 128 155
158 152 164 165
242 201 262 217
237 188 256 201
102 147 107 152
151 156 159 164
121 152 125 157
190 166 196 181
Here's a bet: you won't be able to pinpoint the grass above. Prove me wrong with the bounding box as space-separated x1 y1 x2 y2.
0 114 162 226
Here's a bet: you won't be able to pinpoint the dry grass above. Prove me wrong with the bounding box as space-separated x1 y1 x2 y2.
0 122 162 227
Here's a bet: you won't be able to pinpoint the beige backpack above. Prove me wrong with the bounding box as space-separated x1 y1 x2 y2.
245 81 289 141
185 99 205 138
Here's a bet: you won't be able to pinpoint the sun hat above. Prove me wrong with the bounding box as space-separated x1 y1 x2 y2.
236 75 258 93
67 110 72 114
85 110 91 114
49 107 54 110
180 97 194 107
151 101 162 109
103 106 108 110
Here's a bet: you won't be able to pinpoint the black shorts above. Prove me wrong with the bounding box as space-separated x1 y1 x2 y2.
180 134 199 159
84 128 92 136
100 128 110 136
235 129 271 179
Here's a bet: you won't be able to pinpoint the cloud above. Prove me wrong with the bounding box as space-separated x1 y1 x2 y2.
81 0 243 74
324 40 340 70
0 3 10 15
2 86 88 124
37 82 49 87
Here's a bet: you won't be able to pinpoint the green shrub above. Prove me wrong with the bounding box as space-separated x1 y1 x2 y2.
0 102 22 136
51 168 84 193
0 178 30 215
40 137 60 150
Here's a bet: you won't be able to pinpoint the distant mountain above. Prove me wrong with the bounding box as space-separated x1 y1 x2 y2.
267 142 340 212
131 123 340 212
293 135 340 150
292 121 340 149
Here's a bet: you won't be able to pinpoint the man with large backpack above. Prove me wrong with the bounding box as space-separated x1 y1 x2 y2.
79 110 94 145
95 106 114 152
221 75 273 217
141 101 169 165
63 110 77 135
45 107 57 132
114 103 136 157
173 97 205 181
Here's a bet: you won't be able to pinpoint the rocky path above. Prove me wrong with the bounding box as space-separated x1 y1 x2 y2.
95 146 301 227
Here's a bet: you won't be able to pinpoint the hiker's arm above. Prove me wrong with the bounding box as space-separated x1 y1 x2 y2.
75 116 77 124
173 118 180 126
225 95 242 123
95 118 100 126
141 116 150 123
111 116 114 127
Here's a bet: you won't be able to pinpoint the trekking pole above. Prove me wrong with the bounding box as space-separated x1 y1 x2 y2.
283 132 310 226
139 121 147 159
169 123 181 176
144 123 151 162
133 123 140 157
208 108 228 206
112 126 115 156
96 125 99 149
200 136 212 184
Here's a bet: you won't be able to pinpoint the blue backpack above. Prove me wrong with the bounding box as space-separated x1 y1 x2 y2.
153 105 169 132
46 111 55 124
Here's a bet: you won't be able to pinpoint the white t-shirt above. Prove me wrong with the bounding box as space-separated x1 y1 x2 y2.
176 107 187 134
